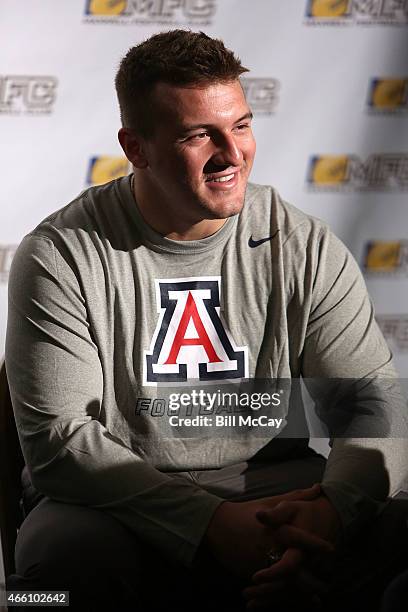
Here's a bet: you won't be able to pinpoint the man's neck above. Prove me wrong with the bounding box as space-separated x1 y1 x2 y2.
131 174 227 241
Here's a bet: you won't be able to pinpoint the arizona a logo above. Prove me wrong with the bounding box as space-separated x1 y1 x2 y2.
144 277 248 385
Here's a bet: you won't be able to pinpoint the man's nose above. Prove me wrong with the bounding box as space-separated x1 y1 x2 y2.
211 133 243 167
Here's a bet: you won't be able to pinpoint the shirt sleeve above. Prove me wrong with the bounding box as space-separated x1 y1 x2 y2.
5 233 223 566
300 227 408 538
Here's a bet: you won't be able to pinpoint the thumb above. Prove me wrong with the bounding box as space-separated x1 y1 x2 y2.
256 501 297 526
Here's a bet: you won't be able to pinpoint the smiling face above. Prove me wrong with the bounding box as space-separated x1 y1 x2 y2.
121 79 256 239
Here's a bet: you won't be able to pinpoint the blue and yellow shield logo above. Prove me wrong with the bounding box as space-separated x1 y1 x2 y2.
363 241 401 272
306 0 350 18
85 0 127 15
307 155 349 186
87 156 130 185
368 79 408 110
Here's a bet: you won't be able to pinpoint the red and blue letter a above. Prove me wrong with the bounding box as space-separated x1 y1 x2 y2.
144 277 248 384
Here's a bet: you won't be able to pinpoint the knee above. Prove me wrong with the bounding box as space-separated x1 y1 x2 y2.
12 499 142 610
15 499 140 584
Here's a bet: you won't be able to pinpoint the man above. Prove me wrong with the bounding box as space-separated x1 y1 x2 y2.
5 30 408 611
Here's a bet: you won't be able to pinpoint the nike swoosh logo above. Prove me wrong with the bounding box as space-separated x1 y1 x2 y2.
248 230 280 248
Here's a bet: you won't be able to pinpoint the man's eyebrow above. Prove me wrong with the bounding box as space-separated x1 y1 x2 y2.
180 112 253 133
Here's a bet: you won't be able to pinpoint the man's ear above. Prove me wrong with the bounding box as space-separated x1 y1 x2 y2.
118 128 148 169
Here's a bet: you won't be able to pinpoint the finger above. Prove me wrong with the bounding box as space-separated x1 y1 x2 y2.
252 548 303 583
277 483 321 502
256 500 297 526
287 483 321 501
256 484 321 517
274 524 335 553
243 579 289 600
265 484 321 507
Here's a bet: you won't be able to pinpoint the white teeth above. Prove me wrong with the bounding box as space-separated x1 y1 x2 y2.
210 173 234 183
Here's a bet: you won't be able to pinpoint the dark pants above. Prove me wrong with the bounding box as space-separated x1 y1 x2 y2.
382 569 408 612
6 451 408 611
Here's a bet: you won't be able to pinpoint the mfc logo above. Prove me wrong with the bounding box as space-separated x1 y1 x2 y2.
0 245 17 283
144 278 248 385
0 76 57 114
86 156 130 185
305 0 408 24
363 240 408 275
241 78 280 114
84 0 216 23
307 154 408 190
367 78 408 112
377 315 408 351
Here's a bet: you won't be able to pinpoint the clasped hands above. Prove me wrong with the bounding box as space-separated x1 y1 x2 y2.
205 484 341 610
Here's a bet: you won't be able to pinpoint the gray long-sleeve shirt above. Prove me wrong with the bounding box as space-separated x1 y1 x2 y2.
6 176 408 565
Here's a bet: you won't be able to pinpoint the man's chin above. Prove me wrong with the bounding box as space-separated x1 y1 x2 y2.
202 203 243 221
200 192 246 220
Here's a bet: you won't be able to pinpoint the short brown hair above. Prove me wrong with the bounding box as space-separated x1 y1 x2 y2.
115 29 248 138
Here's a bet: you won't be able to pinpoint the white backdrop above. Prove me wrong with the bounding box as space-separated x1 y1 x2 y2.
1 0 408 372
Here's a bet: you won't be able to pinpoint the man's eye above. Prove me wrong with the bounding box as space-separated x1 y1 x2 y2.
235 124 250 131
191 132 209 140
